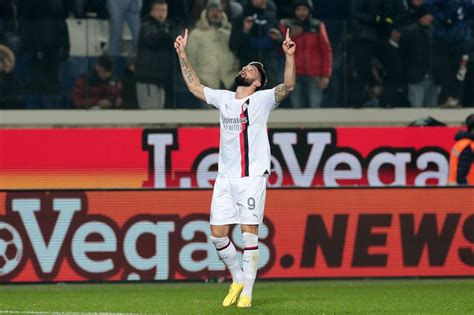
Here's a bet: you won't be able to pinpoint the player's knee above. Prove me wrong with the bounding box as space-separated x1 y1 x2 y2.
210 225 229 238
241 224 258 235
210 235 230 250
242 232 258 248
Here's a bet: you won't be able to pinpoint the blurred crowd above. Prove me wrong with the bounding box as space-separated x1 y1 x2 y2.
0 0 474 109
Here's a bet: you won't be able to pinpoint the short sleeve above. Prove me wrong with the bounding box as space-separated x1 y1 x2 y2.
258 88 277 111
204 87 221 109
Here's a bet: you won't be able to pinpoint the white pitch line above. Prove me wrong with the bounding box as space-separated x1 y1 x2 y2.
0 312 139 315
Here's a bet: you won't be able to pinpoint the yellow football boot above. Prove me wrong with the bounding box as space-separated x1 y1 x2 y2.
222 282 244 307
237 295 252 308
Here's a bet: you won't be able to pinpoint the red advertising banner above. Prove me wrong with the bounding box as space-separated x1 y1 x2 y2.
0 187 472 283
0 127 459 189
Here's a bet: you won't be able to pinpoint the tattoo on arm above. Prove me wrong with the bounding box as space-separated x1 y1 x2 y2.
274 83 291 104
179 56 196 86
177 54 205 100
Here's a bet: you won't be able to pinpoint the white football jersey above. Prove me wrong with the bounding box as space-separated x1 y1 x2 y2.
204 86 278 177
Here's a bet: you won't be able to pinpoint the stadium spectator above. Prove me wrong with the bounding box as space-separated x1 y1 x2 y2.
121 54 139 109
349 0 384 107
376 0 417 107
222 0 244 21
187 2 239 93
377 28 409 107
0 45 22 109
22 0 70 108
349 0 409 107
0 0 22 54
313 0 350 107
142 0 193 28
181 0 244 23
280 0 332 108
106 0 142 56
425 0 474 107
72 54 123 109
399 5 439 107
448 113 474 185
230 0 282 87
184 0 244 22
135 0 175 109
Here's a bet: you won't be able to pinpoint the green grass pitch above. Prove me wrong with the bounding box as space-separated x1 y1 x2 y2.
0 279 473 314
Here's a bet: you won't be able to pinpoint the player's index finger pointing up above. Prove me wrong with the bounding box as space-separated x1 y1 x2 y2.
184 28 188 41
286 28 290 40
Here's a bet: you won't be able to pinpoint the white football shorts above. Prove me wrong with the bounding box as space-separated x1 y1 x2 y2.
210 175 268 225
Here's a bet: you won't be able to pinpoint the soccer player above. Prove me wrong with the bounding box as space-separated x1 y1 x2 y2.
174 28 295 308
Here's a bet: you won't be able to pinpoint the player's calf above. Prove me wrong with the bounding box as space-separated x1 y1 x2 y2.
210 235 245 306
240 232 259 304
210 235 244 284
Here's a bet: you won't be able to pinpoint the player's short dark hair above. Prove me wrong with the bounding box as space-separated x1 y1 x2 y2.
466 114 474 132
249 61 267 90
97 54 113 71
150 0 167 10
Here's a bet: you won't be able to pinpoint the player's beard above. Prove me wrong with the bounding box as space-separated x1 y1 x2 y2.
234 73 252 87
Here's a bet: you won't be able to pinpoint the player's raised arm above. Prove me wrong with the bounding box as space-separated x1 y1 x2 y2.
275 28 296 104
174 28 206 101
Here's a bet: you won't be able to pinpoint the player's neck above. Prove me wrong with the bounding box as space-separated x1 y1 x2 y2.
235 86 256 100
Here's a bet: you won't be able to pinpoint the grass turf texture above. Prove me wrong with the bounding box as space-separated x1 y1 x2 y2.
0 279 472 314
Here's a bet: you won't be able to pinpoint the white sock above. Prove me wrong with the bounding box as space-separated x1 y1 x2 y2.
241 232 259 299
210 235 244 284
